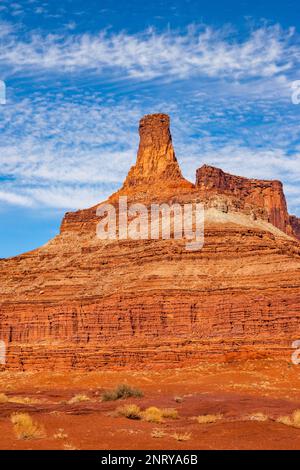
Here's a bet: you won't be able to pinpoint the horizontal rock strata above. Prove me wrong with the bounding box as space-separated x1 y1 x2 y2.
0 113 300 370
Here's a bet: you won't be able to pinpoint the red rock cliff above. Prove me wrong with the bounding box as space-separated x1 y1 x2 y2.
123 114 188 187
115 113 193 201
196 164 294 237
0 113 300 371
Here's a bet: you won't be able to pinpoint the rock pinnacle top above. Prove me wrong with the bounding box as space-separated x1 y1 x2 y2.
121 113 192 192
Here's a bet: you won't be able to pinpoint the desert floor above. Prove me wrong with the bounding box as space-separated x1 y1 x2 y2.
0 359 300 450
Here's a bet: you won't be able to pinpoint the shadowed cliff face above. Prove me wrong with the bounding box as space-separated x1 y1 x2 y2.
0 113 300 371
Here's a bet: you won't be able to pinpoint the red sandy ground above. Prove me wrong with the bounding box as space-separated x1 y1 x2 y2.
0 360 300 450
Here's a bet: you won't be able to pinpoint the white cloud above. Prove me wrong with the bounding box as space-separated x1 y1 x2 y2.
0 190 32 206
0 96 141 209
0 91 299 213
0 23 299 214
0 23 297 87
26 184 113 209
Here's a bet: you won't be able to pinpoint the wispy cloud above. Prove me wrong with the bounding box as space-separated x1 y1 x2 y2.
0 189 32 206
0 20 299 214
0 92 299 213
0 95 141 208
0 22 298 87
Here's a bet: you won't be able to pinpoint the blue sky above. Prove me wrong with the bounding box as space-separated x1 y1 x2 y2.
0 0 300 257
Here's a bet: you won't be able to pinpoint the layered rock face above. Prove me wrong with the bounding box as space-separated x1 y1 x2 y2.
196 165 293 236
0 114 300 371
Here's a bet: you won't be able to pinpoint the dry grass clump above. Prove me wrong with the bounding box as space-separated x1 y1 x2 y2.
102 384 143 402
247 412 268 422
0 393 8 403
64 443 77 450
68 394 90 404
142 407 178 423
293 410 300 426
116 404 142 420
116 404 178 423
277 415 292 426
172 432 191 441
9 396 42 405
161 408 178 419
151 428 166 439
277 410 300 428
197 413 223 424
11 412 45 440
143 406 163 423
53 428 68 440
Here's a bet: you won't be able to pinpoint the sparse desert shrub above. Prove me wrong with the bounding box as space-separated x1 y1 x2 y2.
68 394 90 404
151 428 166 438
142 406 178 423
161 408 178 419
197 414 223 424
172 432 191 441
11 412 45 440
142 406 163 423
0 393 8 403
116 404 142 420
102 384 143 402
277 410 300 428
53 428 68 440
247 412 268 422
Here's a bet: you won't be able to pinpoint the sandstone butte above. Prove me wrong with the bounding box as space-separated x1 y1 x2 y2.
0 113 300 371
